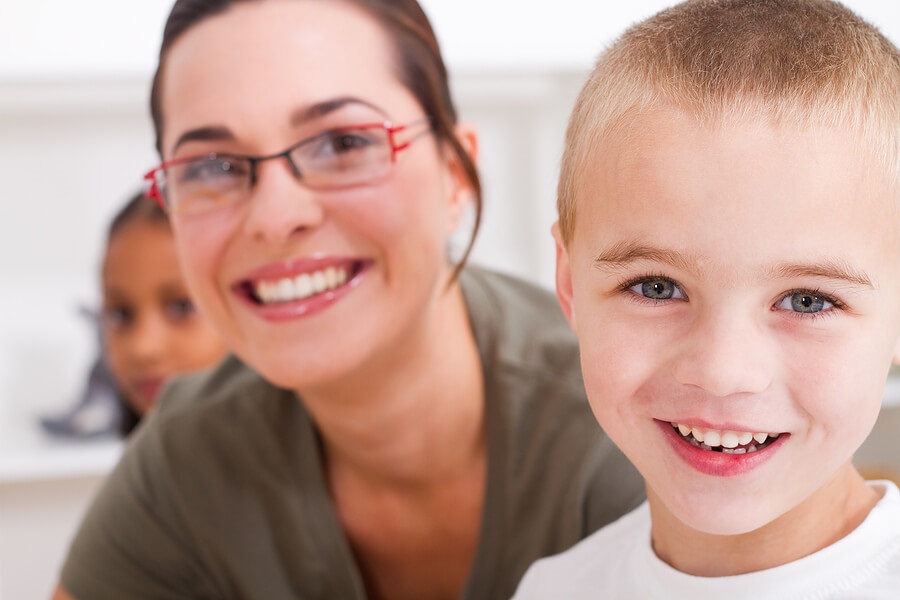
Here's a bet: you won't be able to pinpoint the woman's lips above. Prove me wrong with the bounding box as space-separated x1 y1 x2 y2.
233 257 371 321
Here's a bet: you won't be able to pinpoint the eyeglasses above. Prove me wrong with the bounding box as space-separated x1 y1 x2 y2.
143 117 432 216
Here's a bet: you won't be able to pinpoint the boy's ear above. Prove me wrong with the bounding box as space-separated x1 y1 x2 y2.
445 123 479 232
552 222 577 331
892 335 900 367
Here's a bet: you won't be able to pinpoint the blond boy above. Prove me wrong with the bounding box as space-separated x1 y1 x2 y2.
514 0 900 597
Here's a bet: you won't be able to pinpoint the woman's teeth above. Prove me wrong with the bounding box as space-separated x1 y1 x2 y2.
255 266 349 304
672 422 780 454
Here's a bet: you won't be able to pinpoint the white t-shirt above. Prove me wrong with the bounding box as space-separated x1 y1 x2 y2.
513 481 900 599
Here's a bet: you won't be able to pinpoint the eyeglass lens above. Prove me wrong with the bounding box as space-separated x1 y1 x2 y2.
161 125 396 215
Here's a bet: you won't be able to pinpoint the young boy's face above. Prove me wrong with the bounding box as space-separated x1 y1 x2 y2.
555 108 900 537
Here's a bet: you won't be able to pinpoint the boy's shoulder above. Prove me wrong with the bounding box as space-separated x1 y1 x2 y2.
516 482 900 600
513 502 650 599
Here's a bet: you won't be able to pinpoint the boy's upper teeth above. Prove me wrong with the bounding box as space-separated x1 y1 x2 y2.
673 422 777 448
255 266 349 303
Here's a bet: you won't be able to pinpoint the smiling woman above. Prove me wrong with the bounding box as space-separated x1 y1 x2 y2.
50 1 644 599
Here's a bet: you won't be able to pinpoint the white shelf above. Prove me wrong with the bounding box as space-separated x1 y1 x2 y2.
0 416 122 484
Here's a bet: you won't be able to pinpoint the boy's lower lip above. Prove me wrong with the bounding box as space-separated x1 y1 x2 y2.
233 261 369 321
656 419 787 477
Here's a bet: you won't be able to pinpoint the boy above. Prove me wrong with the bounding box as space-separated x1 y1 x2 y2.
514 0 900 597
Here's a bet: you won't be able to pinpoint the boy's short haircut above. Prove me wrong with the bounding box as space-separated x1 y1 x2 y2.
557 0 900 245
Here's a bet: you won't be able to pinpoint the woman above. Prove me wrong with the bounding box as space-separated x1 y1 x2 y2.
55 1 643 598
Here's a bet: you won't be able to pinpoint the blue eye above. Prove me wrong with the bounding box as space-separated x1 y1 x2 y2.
629 277 685 301
777 291 833 314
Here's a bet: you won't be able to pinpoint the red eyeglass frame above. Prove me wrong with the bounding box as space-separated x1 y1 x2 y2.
142 118 432 209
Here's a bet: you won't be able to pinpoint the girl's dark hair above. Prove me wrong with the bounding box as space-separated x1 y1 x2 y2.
108 188 169 240
149 0 482 274
105 189 169 435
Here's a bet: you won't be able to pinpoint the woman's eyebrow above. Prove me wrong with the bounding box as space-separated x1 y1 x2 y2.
171 126 233 155
288 96 388 127
169 97 390 155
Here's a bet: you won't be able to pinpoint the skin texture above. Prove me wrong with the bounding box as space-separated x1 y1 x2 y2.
555 108 900 577
146 2 486 599
101 220 228 415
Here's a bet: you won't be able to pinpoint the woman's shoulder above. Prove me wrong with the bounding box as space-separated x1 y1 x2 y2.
460 265 579 374
146 355 304 449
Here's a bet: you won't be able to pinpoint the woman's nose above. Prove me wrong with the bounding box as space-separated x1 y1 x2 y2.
671 309 775 398
241 158 326 243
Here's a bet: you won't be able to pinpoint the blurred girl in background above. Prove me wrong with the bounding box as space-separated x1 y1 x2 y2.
43 191 228 437
100 191 228 434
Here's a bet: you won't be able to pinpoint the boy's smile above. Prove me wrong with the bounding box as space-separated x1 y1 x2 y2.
555 107 900 567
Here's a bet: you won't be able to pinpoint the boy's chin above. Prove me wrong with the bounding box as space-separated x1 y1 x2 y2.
649 486 784 537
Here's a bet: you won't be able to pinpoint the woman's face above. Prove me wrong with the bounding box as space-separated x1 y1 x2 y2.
102 221 228 414
158 0 472 392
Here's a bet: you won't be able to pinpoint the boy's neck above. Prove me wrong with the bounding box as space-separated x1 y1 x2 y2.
648 464 881 577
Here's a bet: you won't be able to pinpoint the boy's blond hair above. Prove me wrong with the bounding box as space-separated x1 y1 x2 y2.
558 0 900 245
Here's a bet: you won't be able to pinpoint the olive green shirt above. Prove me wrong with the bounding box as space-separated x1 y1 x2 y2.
61 266 644 599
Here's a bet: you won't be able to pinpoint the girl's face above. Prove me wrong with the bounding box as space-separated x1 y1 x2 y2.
102 220 228 414
158 0 473 392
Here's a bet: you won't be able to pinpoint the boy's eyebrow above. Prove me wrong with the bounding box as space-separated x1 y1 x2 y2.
593 242 697 273
768 261 874 288
593 241 874 288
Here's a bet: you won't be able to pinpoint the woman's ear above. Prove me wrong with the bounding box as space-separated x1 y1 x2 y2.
552 222 577 331
444 123 479 232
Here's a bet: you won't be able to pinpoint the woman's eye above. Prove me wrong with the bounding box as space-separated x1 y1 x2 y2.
330 132 374 153
178 156 248 184
628 277 684 301
777 291 833 314
310 129 380 158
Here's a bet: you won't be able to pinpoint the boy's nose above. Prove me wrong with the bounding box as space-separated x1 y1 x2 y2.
241 159 326 243
671 310 775 398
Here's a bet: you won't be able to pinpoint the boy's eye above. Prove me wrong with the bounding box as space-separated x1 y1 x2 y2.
630 277 685 301
777 291 833 314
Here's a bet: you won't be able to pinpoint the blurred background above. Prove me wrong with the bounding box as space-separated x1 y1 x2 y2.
1 1 899 598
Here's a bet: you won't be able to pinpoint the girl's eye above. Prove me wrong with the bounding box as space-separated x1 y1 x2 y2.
776 291 834 314
628 277 685 301
164 298 196 321
101 306 133 330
